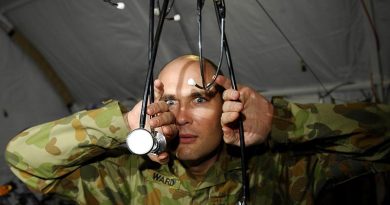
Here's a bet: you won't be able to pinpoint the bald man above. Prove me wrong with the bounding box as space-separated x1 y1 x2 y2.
6 55 390 204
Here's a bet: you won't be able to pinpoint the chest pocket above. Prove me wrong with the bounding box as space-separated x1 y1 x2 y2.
207 181 242 205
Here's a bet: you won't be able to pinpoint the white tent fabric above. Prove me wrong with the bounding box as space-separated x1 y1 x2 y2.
1 0 385 105
0 29 69 184
0 0 389 195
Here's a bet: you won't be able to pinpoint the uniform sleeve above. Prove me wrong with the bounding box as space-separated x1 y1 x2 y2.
269 98 390 161
5 100 130 194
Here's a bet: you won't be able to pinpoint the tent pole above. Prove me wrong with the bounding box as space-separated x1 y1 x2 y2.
10 29 74 109
361 0 385 103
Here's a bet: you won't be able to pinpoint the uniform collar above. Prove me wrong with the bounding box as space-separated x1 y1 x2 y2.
163 144 243 191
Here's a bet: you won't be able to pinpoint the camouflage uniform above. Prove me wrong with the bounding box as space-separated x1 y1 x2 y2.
5 99 390 205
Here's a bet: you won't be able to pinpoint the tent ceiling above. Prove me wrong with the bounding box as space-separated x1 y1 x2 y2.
0 0 388 105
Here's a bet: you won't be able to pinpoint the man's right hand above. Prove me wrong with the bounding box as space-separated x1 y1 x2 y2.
125 79 177 164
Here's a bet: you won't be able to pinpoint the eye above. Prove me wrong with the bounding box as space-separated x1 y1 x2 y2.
193 96 207 104
165 99 177 106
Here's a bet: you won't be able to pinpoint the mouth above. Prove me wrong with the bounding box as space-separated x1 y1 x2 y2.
179 133 197 144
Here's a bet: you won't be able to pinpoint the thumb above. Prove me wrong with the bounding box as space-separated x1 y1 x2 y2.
222 126 239 145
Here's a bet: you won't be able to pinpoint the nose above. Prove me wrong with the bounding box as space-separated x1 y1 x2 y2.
173 104 192 126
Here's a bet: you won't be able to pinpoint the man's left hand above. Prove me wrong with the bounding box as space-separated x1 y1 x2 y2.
215 75 273 147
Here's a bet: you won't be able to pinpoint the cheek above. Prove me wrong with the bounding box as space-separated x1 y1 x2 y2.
192 107 222 129
193 105 221 118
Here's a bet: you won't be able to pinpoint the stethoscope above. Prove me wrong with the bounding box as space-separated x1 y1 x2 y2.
104 0 248 204
197 2 248 204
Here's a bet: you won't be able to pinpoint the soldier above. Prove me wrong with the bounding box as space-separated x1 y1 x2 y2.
5 55 390 204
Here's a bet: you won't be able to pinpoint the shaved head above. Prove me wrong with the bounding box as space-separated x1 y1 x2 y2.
159 55 224 94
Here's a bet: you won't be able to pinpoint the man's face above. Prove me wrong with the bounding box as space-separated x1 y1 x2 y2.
158 57 223 162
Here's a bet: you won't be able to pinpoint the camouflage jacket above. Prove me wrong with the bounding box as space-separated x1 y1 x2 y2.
5 99 390 205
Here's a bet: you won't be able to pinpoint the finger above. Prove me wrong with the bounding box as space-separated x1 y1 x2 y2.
215 75 232 89
222 89 240 101
222 101 243 113
147 152 169 165
222 126 239 145
221 112 240 125
154 79 164 101
157 152 169 162
160 124 178 139
149 111 175 128
147 101 169 116
148 153 158 161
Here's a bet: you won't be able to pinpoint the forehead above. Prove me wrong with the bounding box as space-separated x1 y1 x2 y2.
158 58 216 96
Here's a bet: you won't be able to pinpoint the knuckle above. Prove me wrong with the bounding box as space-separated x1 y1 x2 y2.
222 90 230 100
158 101 168 110
223 135 234 144
166 112 175 122
152 118 161 127
161 126 171 136
222 103 229 112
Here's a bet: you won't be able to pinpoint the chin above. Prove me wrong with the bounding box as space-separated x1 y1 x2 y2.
175 146 221 165
174 146 199 161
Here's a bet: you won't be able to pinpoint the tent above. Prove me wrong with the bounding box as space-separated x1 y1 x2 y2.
1 0 389 203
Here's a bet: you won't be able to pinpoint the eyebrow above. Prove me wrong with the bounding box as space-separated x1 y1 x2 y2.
161 89 218 101
191 90 218 99
161 94 176 101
